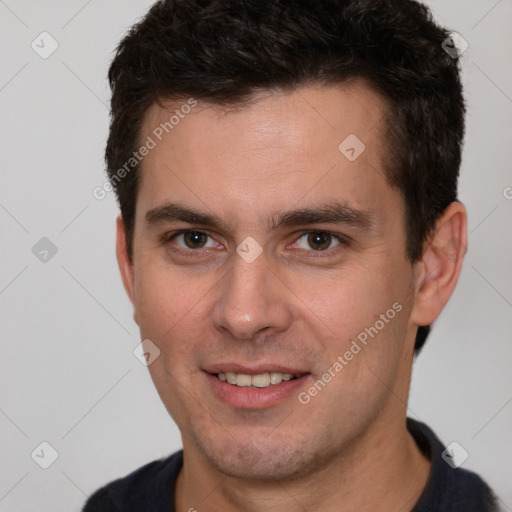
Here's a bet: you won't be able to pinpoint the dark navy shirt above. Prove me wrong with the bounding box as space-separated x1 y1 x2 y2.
83 419 499 511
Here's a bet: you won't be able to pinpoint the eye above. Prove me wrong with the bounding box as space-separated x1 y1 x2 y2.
166 230 218 251
294 231 344 252
162 229 348 259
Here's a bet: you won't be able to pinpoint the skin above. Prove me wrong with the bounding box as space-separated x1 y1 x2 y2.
116 82 467 511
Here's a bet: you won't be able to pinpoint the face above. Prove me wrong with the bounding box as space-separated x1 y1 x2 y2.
119 83 421 480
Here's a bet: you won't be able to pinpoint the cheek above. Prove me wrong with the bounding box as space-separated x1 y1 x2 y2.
133 261 196 342
132 265 213 419
132 259 220 373
298 257 410 373
299 260 400 330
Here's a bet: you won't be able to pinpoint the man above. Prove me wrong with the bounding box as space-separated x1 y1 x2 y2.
84 0 499 510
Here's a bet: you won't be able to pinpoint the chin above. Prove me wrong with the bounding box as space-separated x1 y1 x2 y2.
198 440 319 481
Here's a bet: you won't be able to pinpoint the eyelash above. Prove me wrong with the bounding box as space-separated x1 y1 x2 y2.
161 229 350 259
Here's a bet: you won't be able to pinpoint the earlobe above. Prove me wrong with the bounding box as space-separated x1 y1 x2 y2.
115 215 138 324
410 201 468 328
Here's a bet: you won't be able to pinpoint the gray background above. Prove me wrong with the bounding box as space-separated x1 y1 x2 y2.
0 0 511 510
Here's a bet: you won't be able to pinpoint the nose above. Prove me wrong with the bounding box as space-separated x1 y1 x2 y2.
211 250 293 341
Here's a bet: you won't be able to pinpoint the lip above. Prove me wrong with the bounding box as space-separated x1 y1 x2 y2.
204 370 311 409
204 363 307 375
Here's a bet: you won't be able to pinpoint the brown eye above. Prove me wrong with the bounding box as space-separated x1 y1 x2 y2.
168 230 217 252
306 232 332 251
182 231 208 249
292 231 346 254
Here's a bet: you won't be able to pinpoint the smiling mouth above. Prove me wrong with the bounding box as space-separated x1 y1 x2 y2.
214 372 303 388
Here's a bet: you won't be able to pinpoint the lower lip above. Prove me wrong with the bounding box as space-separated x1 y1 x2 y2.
204 372 310 409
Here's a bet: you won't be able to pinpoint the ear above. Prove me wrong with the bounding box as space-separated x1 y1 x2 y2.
116 215 138 325
410 201 468 329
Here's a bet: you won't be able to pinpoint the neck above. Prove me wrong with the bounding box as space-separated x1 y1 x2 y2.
175 407 431 512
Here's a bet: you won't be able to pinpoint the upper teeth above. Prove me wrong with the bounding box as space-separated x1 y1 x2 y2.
217 372 296 388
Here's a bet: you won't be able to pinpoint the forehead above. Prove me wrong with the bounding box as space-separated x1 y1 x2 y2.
136 83 401 232
141 82 386 155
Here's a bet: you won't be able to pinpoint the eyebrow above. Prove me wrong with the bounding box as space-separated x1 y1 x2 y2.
146 203 228 230
145 201 375 233
271 202 374 232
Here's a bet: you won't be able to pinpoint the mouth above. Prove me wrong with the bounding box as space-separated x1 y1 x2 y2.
204 367 310 409
203 363 311 408
213 371 302 389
